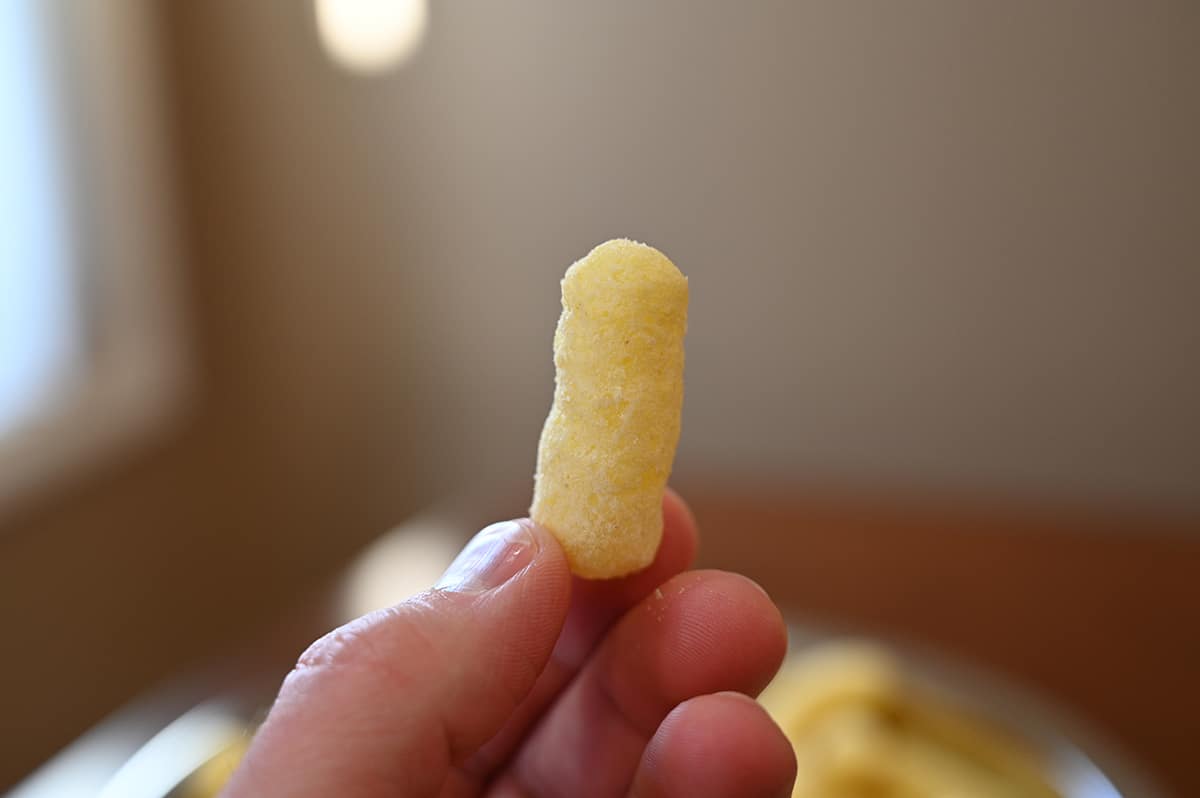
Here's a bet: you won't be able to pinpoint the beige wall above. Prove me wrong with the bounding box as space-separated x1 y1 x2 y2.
341 0 1199 507
2 0 1198 788
161 0 1199 508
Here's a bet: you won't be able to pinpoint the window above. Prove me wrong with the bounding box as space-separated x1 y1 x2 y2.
0 0 185 517
0 0 80 441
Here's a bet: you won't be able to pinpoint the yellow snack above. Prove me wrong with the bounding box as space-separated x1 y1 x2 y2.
531 239 688 578
762 641 1062 798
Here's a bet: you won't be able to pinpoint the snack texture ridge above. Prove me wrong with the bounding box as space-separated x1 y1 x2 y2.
531 239 688 579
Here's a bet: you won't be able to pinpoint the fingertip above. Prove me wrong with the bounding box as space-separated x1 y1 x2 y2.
635 692 797 798
494 519 573 649
519 517 572 586
592 569 791 736
674 571 789 695
722 571 790 682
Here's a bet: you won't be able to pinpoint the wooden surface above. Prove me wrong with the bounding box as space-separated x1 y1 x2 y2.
685 485 1200 798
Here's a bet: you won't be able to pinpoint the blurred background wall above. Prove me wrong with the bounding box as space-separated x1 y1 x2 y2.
353 0 1199 506
1 0 1197 788
151 0 1200 509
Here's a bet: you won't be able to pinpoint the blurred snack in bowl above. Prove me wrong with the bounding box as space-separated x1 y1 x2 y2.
172 733 251 798
761 640 1061 798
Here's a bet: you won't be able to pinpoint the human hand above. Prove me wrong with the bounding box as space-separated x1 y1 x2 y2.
223 490 796 797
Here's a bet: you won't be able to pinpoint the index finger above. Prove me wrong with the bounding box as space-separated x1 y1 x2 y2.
449 488 698 790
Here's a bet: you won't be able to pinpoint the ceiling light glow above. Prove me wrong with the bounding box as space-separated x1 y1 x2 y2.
315 0 428 74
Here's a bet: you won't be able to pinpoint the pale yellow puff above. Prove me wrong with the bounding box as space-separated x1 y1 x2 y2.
761 643 1062 798
531 239 688 579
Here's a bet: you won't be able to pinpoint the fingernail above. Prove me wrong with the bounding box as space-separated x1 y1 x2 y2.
436 521 536 593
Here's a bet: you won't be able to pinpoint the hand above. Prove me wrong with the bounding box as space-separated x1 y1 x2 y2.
223 490 796 797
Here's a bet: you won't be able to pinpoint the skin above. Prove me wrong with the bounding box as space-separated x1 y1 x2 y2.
223 490 796 798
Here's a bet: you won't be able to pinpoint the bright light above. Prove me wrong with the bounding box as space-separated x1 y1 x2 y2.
315 0 428 74
339 515 460 620
0 0 79 441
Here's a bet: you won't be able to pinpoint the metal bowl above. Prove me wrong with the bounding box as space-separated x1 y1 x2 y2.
783 622 1169 798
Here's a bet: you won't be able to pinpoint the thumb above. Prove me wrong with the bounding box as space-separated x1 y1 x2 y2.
224 520 571 798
